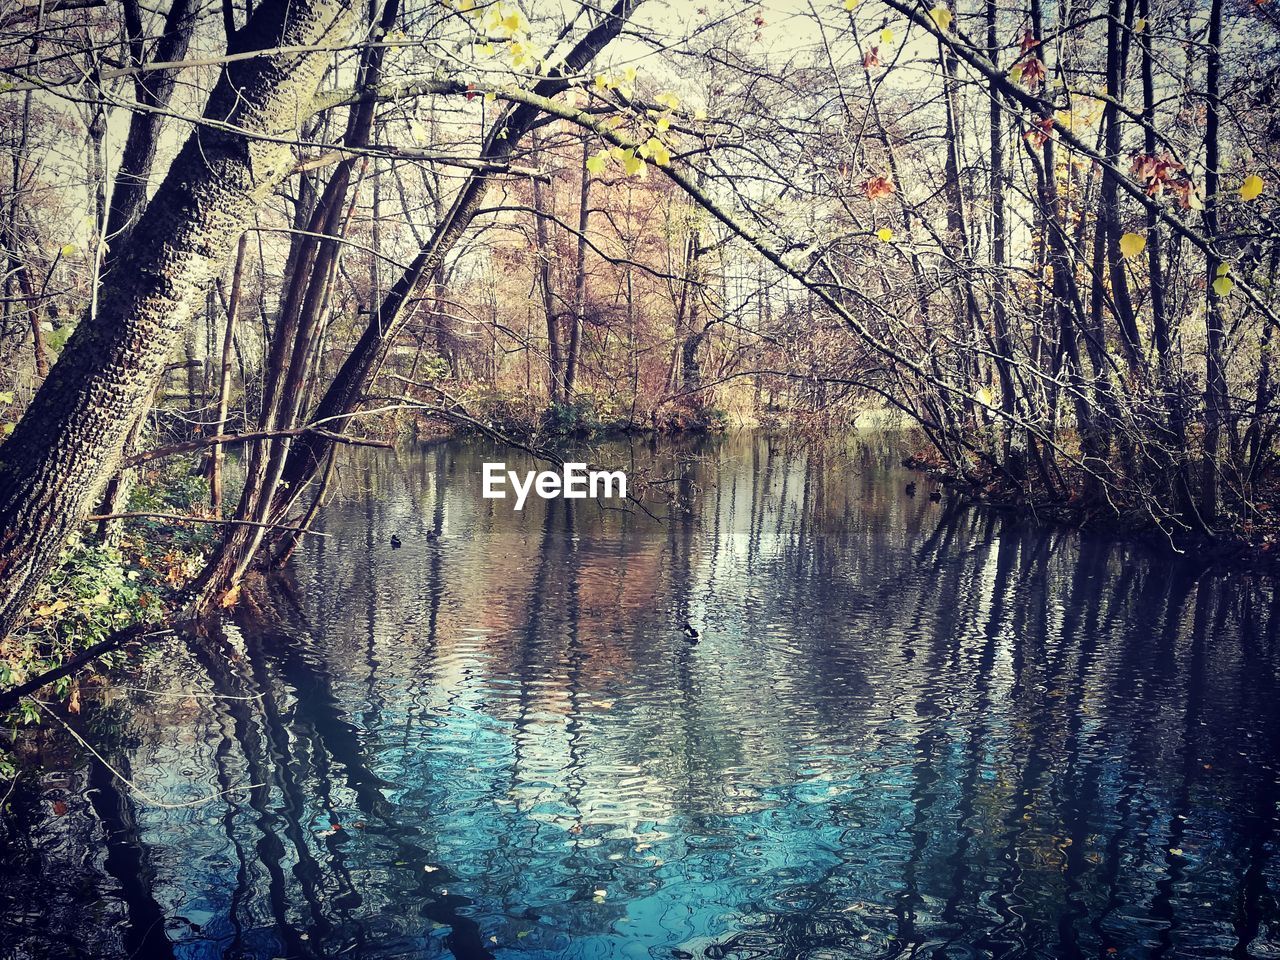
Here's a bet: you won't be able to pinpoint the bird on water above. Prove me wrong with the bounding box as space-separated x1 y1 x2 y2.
390 534 402 549
682 622 701 643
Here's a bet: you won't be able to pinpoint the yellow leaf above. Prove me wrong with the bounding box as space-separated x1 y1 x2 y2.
1212 276 1234 297
929 7 952 30
586 150 609 175
1134 16 1146 30
1009 63 1024 83
844 0 860 9
644 137 671 166
622 150 645 177
1216 263 1230 276
594 74 610 93
1241 174 1265 201
655 91 680 110
59 243 76 257
976 386 995 407
656 116 671 132
876 227 893 242
502 10 524 34
1118 232 1146 259
484 91 495 103
880 27 894 44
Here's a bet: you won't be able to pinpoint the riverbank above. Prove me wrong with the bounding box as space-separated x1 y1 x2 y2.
903 448 1280 574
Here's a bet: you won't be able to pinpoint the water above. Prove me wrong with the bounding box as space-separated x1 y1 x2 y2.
3 433 1280 959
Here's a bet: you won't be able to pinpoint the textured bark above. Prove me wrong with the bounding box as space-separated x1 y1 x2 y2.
0 0 355 642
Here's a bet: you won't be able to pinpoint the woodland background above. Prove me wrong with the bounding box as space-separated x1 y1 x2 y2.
0 0 1278 687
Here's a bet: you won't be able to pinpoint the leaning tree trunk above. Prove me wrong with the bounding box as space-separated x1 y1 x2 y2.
0 0 355 643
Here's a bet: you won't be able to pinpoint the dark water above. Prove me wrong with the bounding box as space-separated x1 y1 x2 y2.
3 433 1280 960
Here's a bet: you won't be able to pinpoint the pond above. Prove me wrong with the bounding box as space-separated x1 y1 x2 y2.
2 432 1279 959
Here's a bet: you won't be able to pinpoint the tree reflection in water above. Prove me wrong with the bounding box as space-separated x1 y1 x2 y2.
2 433 1278 959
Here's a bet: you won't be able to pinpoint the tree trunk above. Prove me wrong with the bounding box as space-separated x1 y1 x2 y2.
211 232 248 515
531 154 564 406
107 0 198 252
190 0 396 603
565 136 591 399
0 0 355 642
1090 0 1143 370
1201 0 1228 522
268 0 642 532
986 0 1019 463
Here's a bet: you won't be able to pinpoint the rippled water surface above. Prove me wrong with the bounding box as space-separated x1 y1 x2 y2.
3 433 1280 959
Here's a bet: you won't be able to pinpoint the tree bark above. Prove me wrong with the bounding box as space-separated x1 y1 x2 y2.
0 0 356 642
1201 0 1228 522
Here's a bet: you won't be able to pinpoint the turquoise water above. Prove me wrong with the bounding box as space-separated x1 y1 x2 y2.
3 433 1279 958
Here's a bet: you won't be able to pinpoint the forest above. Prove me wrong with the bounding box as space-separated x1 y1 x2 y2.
0 0 1276 643
3 0 1280 954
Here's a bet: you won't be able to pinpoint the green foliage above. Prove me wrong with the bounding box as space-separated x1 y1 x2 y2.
541 397 604 436
0 389 14 436
45 325 72 355
19 542 164 655
126 462 216 552
0 459 212 777
417 351 452 383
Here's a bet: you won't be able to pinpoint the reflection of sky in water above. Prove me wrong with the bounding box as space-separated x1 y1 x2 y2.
3 434 1280 959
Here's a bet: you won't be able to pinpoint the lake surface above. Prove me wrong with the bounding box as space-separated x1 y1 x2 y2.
3 433 1280 959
